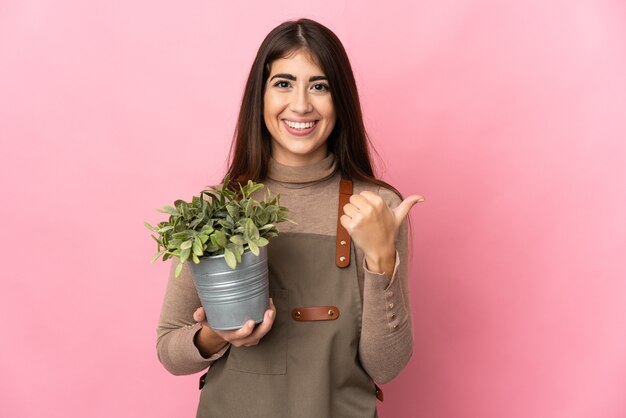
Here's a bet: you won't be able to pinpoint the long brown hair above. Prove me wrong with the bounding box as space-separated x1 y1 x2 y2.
225 18 402 199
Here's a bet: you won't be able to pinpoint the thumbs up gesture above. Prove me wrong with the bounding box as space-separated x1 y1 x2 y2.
340 191 424 276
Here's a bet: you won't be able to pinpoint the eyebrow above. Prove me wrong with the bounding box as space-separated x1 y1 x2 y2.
269 73 328 82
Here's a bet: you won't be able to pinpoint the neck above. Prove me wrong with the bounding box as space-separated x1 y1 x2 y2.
267 152 337 184
269 143 329 167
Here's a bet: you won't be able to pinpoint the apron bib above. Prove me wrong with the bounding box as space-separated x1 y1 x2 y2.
196 180 378 418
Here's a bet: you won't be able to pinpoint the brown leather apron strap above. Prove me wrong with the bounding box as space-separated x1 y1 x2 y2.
291 306 340 321
336 178 353 268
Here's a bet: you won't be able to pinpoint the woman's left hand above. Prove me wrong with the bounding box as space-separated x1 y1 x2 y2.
340 191 424 275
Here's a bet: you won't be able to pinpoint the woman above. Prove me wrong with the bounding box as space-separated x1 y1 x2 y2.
157 18 423 417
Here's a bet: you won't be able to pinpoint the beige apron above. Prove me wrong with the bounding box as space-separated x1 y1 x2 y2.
196 179 379 418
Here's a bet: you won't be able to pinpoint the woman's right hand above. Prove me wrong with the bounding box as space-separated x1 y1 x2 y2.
193 298 276 350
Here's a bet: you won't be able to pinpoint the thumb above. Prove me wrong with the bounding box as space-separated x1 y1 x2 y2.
393 194 425 224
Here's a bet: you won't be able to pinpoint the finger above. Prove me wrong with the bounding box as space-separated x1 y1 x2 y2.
339 214 352 232
392 194 425 224
213 320 255 346
246 306 276 344
355 191 389 213
342 203 359 218
348 194 371 211
193 307 206 322
228 320 256 340
236 299 276 346
358 190 383 203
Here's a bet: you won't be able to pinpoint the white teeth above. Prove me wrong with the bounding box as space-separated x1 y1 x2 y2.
285 120 316 129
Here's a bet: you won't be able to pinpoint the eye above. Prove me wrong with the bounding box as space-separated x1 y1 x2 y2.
273 80 291 88
312 83 330 92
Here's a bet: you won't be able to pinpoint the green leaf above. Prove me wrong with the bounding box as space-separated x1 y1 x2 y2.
180 240 192 250
234 246 242 263
205 240 219 253
175 262 183 277
229 235 245 245
180 247 191 263
172 231 192 240
256 237 269 247
192 237 203 256
219 218 234 230
245 218 260 241
166 239 182 249
158 205 179 215
213 230 228 248
244 180 264 196
244 199 253 217
144 222 158 232
248 239 259 256
226 204 239 220
224 248 237 269
198 234 209 244
189 216 203 229
255 209 270 225
192 254 200 264
175 200 190 219
201 189 219 201
158 225 174 233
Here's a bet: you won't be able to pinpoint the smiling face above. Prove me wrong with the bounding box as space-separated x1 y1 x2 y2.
263 49 336 166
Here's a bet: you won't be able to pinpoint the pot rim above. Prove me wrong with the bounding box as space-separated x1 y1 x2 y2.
196 246 265 261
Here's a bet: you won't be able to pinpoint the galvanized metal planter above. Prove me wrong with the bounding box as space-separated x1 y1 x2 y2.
189 246 269 330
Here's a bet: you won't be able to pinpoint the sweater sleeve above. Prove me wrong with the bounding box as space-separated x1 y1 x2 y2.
357 187 413 384
156 259 229 375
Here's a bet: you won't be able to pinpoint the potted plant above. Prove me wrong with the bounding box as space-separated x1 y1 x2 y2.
145 175 291 330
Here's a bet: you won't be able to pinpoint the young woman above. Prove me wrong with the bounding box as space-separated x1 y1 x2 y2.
157 18 423 417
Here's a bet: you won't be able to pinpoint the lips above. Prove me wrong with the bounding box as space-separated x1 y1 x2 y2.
282 119 318 136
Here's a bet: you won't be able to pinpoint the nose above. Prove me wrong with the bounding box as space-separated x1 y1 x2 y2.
289 87 313 114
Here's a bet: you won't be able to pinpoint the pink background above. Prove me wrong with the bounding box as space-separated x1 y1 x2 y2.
1 1 625 417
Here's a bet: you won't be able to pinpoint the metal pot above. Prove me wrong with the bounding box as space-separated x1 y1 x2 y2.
189 246 269 330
